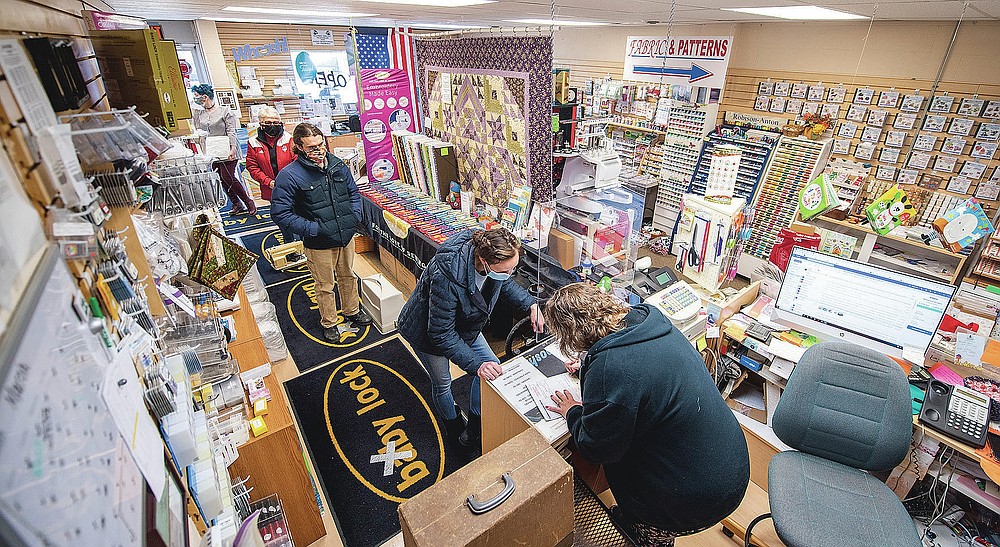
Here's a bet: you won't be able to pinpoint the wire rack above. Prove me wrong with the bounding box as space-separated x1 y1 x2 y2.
147 156 226 217
572 475 636 546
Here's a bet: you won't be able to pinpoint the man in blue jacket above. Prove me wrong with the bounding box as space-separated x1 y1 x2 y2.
271 123 372 341
398 228 543 456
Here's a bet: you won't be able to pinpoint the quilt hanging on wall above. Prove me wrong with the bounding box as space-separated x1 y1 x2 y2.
415 36 554 205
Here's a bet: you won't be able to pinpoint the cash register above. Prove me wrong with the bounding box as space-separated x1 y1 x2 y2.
632 265 678 297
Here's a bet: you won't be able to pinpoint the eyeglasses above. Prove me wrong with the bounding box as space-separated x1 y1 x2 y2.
302 144 326 153
260 121 282 127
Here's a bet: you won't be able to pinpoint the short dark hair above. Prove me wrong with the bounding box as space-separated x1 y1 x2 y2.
191 83 214 99
472 228 521 264
291 123 325 155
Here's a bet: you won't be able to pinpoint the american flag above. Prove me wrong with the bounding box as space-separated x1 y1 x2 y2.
351 26 421 131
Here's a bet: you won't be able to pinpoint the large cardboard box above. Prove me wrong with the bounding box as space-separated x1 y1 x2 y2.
547 228 577 270
361 273 403 334
91 30 191 132
399 428 574 547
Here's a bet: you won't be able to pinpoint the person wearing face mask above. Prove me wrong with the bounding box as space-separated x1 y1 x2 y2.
397 227 544 458
271 123 373 338
190 84 256 216
245 107 299 255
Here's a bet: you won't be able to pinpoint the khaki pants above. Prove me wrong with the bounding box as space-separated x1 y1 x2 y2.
304 240 360 329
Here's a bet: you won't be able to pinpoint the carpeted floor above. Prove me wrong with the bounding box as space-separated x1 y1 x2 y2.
238 229 311 287
221 205 274 236
266 274 392 372
285 336 473 547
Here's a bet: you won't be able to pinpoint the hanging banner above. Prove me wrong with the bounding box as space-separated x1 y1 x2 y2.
623 36 733 90
359 68 416 184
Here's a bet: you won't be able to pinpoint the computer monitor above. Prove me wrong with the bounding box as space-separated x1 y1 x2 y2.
775 247 956 358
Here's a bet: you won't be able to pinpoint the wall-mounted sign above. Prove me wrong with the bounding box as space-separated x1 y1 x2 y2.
232 36 289 63
623 35 733 91
82 10 147 31
723 111 787 131
359 69 416 183
311 29 335 46
291 50 357 105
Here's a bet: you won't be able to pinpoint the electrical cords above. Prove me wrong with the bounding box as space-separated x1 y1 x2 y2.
701 346 719 383
889 428 924 492
921 447 957 544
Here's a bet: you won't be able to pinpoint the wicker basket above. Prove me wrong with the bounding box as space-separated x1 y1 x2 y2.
781 125 804 137
354 234 376 254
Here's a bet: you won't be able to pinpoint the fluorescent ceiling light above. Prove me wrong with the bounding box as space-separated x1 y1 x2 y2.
506 18 609 26
721 6 866 20
222 6 379 17
411 22 489 29
355 0 494 6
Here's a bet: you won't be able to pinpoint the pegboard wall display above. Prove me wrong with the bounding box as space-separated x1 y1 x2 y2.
725 69 1000 223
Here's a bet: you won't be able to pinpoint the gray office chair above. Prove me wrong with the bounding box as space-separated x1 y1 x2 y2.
744 341 921 547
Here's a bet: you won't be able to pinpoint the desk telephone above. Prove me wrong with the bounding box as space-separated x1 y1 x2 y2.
645 281 701 324
919 380 991 448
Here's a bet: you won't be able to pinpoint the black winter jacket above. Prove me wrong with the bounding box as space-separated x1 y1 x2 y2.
271 152 361 249
398 230 535 373
566 304 750 532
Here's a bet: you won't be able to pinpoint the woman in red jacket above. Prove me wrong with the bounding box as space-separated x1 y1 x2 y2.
246 107 298 247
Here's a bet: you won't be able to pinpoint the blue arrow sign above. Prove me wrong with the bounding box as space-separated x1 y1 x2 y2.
632 63 713 83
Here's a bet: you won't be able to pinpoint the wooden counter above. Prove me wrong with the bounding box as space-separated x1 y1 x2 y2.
224 288 325 546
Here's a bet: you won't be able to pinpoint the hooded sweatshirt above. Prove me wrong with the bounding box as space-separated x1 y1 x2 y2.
566 304 750 532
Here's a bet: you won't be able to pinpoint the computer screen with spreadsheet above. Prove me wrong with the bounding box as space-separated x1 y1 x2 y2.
775 247 956 358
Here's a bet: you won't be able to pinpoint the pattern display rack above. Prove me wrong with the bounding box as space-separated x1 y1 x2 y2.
738 136 833 277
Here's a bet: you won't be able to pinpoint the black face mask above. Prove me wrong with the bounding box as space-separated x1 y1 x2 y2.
261 124 283 137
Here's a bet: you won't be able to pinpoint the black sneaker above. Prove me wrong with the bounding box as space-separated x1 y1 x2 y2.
344 308 373 326
323 326 340 342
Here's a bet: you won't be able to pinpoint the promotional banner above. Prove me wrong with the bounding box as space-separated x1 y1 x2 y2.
359 68 416 184
623 36 733 90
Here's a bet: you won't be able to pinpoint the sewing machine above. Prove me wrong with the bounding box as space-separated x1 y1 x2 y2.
264 242 306 270
557 146 622 197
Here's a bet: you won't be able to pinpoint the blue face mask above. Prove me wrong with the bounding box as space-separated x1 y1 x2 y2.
485 263 512 281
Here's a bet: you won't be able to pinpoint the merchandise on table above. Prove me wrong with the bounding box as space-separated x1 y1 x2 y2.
358 178 480 245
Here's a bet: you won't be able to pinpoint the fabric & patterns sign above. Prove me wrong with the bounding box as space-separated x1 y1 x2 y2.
623 35 733 91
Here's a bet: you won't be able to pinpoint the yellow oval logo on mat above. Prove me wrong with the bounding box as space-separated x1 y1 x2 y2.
324 358 445 502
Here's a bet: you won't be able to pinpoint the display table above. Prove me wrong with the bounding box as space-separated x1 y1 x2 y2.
224 288 325 547
359 195 443 279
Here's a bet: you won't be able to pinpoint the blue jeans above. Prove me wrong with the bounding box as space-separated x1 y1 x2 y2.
412 333 498 419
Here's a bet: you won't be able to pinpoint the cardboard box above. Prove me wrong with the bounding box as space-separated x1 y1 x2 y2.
361 274 404 334
726 372 768 424
399 429 573 547
91 30 192 132
547 228 577 270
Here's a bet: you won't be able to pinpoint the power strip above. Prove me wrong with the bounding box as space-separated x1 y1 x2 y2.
914 520 961 547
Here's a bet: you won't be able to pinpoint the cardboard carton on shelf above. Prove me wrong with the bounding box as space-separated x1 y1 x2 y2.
91 29 192 132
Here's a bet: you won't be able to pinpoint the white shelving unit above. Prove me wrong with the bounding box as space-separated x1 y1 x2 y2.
651 103 717 241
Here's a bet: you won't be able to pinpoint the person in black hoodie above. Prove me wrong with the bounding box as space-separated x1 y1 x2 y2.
543 283 749 546
398 228 543 455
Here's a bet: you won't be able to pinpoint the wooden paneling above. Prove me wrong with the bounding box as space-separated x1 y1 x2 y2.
224 288 325 545
228 426 327 546
723 67 1000 217
215 22 353 126
553 58 1000 221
